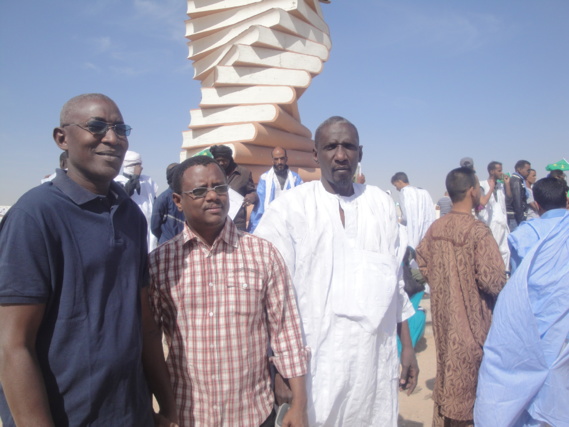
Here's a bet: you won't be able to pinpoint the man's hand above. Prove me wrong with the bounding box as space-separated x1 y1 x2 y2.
274 372 293 405
399 345 419 395
243 193 257 207
153 412 179 427
281 403 308 427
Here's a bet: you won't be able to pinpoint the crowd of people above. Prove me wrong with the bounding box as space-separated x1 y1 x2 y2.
0 93 567 427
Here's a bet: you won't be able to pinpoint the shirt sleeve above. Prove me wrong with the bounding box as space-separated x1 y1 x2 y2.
0 207 51 304
397 273 415 322
265 243 308 379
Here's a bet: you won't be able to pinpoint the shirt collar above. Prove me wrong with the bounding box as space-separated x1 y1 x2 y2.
52 169 129 206
541 208 567 219
182 218 240 249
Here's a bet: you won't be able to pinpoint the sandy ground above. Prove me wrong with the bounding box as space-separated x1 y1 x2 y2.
398 296 436 427
1 297 435 427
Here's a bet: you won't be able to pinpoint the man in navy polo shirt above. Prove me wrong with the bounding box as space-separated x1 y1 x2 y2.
0 94 178 426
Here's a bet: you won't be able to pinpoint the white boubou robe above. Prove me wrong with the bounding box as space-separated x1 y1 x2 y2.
115 173 159 252
399 185 436 249
477 180 510 268
255 181 414 427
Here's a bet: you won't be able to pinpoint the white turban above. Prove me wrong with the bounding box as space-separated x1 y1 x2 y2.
123 150 142 175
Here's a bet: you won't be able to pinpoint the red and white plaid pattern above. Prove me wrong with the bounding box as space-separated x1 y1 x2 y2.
149 220 308 427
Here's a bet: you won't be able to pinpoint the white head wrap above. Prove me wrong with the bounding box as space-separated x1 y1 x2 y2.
123 150 142 175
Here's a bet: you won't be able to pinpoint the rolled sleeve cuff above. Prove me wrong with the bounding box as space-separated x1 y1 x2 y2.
272 346 310 379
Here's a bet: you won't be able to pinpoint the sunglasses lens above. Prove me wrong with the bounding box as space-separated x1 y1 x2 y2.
87 120 109 134
115 124 131 137
192 188 208 197
215 185 229 194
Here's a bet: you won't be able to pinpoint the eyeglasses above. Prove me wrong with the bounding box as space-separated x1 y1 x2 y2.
62 120 132 137
182 184 229 199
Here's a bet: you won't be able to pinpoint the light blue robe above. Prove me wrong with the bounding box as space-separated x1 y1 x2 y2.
248 168 303 232
508 208 566 273
474 211 569 427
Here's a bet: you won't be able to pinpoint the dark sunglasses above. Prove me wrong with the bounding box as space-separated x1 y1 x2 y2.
182 184 229 199
62 120 132 137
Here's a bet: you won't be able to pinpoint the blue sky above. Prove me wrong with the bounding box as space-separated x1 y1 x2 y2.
1 1 567 206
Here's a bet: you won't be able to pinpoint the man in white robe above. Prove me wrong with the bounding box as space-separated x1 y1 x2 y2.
248 146 303 232
391 172 436 249
477 161 512 269
115 150 159 251
255 116 418 427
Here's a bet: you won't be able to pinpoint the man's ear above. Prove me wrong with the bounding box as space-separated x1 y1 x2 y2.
53 127 68 150
172 192 183 212
313 147 319 164
358 145 363 162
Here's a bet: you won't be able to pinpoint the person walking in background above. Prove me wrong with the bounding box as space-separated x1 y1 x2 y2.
248 146 303 232
506 160 531 231
477 161 512 270
41 151 68 183
151 163 185 245
417 167 506 427
115 150 159 251
525 168 540 220
210 144 258 231
436 192 452 217
391 171 436 249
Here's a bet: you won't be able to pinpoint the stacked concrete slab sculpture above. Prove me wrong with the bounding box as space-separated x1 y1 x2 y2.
182 0 332 181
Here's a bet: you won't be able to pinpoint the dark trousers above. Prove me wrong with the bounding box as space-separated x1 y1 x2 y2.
259 409 276 427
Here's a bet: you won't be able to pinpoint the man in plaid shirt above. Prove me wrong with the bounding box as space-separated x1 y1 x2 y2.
148 155 308 427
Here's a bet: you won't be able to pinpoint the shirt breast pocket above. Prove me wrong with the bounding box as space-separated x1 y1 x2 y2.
226 268 265 315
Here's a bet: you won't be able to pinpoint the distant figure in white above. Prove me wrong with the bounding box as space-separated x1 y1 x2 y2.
477 161 512 269
115 151 158 252
248 146 303 232
391 172 436 249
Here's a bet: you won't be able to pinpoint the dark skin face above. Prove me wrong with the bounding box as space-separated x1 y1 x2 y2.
272 147 288 174
173 163 229 246
490 164 503 181
516 163 531 179
314 122 363 197
53 97 128 195
214 156 231 173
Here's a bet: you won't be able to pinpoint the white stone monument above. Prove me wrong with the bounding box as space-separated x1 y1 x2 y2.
182 0 332 181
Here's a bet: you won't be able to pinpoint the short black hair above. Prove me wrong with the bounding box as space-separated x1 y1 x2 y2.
548 169 566 180
446 167 477 203
172 156 225 194
487 161 502 174
391 172 409 184
532 177 568 211
515 160 530 172
209 144 233 159
314 116 359 147
166 163 179 186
